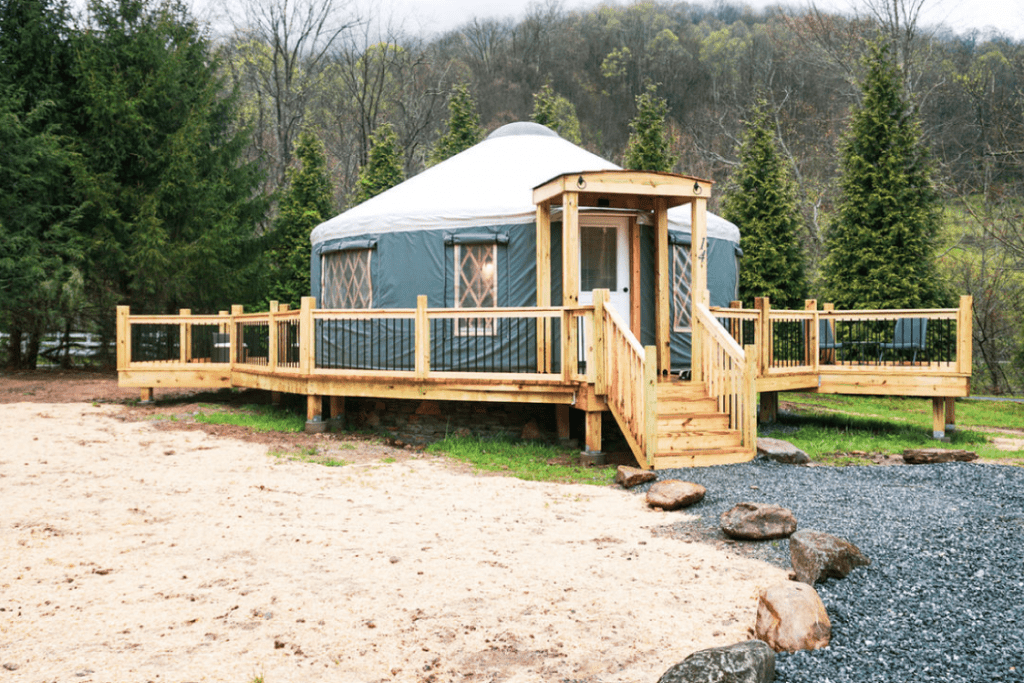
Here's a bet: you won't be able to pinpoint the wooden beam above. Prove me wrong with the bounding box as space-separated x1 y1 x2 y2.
116 305 129 371
945 396 956 433
536 202 552 373
958 295 973 376
593 289 608 395
140 388 154 403
230 304 243 366
307 394 322 422
629 218 642 340
268 302 278 372
179 309 191 364
931 397 945 439
532 170 713 206
805 300 817 371
555 404 571 441
654 197 670 374
299 297 315 375
585 411 602 453
755 297 771 375
415 295 429 379
562 191 580 307
643 345 658 467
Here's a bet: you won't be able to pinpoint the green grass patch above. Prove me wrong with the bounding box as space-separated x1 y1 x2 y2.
269 445 350 468
193 404 305 433
426 435 615 485
769 393 1021 463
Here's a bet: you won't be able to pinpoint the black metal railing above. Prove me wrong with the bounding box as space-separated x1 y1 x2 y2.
316 318 415 371
131 324 179 362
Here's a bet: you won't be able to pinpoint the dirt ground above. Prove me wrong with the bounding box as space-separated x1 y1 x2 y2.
0 371 791 682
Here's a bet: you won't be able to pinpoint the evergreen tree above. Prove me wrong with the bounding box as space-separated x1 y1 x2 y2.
820 41 945 310
531 83 582 144
624 83 676 173
71 0 269 316
0 0 83 368
720 99 808 309
353 122 403 204
430 83 484 165
267 132 334 308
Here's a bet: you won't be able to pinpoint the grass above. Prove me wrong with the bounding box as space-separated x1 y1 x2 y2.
269 445 350 468
193 404 305 433
771 392 1024 464
425 435 616 486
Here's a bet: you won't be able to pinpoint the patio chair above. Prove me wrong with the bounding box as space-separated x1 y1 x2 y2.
818 319 843 363
878 318 928 364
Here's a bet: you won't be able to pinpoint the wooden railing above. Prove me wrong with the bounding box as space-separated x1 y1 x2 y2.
709 296 973 376
118 297 592 384
693 302 757 449
594 290 656 469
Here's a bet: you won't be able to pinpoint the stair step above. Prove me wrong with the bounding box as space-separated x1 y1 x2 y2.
657 383 711 399
657 430 743 451
657 412 731 431
652 448 752 468
657 397 720 413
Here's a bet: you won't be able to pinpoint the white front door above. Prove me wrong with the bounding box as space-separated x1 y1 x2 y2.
579 215 630 327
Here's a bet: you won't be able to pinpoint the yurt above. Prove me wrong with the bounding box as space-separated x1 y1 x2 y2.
309 122 741 373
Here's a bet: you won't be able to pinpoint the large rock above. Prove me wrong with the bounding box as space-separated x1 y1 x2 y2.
756 437 810 465
755 582 831 653
902 448 978 464
657 640 775 683
790 529 871 585
721 502 797 540
615 465 657 489
646 480 706 510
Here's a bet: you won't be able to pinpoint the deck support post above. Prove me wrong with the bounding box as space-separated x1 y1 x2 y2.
306 394 326 433
271 392 283 405
584 411 602 454
931 397 947 440
759 391 778 423
945 397 956 434
555 404 571 444
329 396 346 431
140 388 154 404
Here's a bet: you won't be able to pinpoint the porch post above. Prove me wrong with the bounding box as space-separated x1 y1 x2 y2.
561 191 579 307
654 197 671 375
536 202 552 373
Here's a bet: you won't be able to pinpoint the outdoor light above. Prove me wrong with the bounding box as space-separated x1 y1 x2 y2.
577 175 587 189
693 181 702 194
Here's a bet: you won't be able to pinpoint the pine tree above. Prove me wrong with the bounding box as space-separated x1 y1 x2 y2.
530 83 582 144
267 132 334 308
624 83 676 173
720 99 808 309
820 41 946 310
430 83 484 165
353 122 403 204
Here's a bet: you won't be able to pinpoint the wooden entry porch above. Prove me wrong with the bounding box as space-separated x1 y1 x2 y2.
116 293 972 470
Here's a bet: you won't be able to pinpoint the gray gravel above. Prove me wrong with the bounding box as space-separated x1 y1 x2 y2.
633 460 1024 682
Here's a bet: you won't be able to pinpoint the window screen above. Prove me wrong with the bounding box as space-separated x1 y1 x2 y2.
672 243 692 332
454 243 497 336
322 249 373 309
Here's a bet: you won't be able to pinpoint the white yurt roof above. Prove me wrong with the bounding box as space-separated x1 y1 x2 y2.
310 122 740 245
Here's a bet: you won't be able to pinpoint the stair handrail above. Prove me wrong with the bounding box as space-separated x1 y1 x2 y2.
693 302 758 451
594 290 656 469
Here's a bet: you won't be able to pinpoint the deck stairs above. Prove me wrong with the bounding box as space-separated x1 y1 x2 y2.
651 380 748 469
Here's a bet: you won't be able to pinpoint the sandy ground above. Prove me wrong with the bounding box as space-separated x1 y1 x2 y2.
0 401 789 683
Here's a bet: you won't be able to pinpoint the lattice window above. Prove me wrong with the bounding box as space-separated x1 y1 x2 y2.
322 249 373 309
672 243 692 332
454 243 497 336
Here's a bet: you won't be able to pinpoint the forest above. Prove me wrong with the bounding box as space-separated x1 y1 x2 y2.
1 0 1022 393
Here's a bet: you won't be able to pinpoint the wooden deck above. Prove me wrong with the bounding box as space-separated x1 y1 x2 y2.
116 294 972 469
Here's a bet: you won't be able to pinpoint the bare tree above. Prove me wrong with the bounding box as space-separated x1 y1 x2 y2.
231 0 361 189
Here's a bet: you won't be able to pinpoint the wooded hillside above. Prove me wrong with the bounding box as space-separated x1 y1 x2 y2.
2 0 1022 392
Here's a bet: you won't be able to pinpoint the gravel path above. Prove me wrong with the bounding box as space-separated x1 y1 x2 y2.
634 460 1024 682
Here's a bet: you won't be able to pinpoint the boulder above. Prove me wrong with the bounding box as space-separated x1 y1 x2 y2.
902 448 978 464
721 502 797 540
615 465 657 489
646 480 706 510
756 437 810 465
755 582 831 653
790 529 871 585
657 640 775 683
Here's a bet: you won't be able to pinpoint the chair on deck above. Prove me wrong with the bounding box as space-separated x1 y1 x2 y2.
818 319 843 363
878 318 928 364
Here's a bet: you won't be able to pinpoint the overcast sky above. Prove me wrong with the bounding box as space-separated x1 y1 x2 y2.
186 0 1023 41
